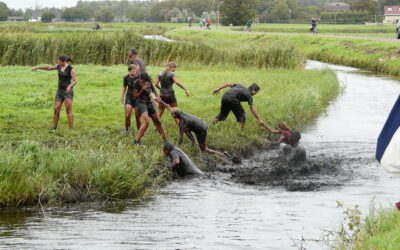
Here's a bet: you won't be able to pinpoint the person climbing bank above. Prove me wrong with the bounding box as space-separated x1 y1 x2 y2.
32 55 77 130
212 83 268 129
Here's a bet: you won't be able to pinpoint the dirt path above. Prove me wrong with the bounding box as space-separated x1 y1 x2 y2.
184 27 400 42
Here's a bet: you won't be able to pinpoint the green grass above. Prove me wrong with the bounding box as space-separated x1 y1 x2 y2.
0 64 339 207
166 29 400 76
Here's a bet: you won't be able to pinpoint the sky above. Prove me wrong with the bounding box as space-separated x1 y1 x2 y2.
3 0 79 10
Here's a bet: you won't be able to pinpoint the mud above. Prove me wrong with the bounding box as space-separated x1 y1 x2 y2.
216 145 355 191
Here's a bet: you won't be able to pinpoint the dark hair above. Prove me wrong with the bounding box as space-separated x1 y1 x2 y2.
129 48 138 55
248 83 260 92
58 55 72 63
128 64 138 72
164 141 175 151
139 72 152 82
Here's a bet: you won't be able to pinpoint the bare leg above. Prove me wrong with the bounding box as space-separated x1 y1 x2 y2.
134 107 141 131
239 122 245 129
135 112 149 142
158 103 165 118
200 141 225 157
64 99 74 129
169 103 180 125
150 113 168 141
125 104 133 131
53 101 63 129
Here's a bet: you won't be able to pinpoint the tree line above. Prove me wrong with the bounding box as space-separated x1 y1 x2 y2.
1 0 400 24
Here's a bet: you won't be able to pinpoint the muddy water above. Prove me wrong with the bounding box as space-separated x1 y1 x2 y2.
1 61 400 249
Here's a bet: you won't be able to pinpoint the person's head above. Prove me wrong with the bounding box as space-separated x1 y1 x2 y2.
163 141 175 155
165 62 177 73
248 83 260 96
128 64 139 76
128 48 138 58
139 72 151 83
170 107 181 118
278 121 289 132
58 55 72 66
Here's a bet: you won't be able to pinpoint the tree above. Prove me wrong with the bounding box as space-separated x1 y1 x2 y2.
0 1 10 21
352 0 376 14
94 9 115 23
41 11 55 22
62 7 90 21
221 0 259 25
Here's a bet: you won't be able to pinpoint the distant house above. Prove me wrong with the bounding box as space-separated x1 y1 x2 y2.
325 2 350 12
7 16 25 21
384 6 400 24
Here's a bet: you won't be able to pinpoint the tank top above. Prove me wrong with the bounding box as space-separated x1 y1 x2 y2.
158 71 175 95
57 64 73 90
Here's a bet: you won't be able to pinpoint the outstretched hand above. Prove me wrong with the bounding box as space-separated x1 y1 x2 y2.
185 90 190 97
212 89 220 95
32 68 38 72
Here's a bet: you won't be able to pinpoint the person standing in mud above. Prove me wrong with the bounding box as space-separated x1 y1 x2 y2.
133 72 168 144
127 48 146 74
155 62 190 122
121 64 140 135
32 55 77 130
212 83 268 129
163 141 204 177
266 122 301 146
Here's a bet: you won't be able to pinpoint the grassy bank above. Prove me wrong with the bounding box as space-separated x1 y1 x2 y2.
0 64 339 207
166 29 400 76
335 207 400 249
0 32 300 69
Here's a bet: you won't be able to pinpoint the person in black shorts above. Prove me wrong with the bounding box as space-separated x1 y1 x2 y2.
212 83 268 129
133 72 168 144
128 48 146 74
155 62 189 122
32 55 77 130
121 64 140 134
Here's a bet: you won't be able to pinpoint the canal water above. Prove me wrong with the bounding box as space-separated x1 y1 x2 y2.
1 61 400 249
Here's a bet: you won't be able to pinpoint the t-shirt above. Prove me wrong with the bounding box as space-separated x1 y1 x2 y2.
133 80 153 102
123 74 138 99
169 148 203 177
222 84 253 105
281 130 291 138
130 57 146 73
158 71 176 95
57 64 73 90
179 112 208 133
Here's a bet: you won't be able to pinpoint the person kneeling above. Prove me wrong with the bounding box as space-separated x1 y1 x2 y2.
163 142 204 177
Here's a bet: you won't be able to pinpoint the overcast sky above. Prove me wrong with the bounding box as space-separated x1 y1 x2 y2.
3 0 79 10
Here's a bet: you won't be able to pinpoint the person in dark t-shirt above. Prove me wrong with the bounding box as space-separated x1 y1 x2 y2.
155 62 189 122
132 72 168 144
32 55 77 130
212 83 268 129
163 142 204 177
121 64 140 134
128 48 146 74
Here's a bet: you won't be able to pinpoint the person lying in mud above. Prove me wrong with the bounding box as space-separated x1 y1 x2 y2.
163 141 204 177
266 122 301 146
157 101 225 157
212 83 268 129
133 72 168 144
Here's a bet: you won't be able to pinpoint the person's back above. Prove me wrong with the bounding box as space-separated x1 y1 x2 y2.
169 147 204 177
179 112 208 133
222 84 253 105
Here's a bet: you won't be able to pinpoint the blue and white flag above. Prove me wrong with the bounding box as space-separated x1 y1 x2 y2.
376 95 400 174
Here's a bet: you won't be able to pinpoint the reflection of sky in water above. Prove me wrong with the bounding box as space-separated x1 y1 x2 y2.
2 61 400 250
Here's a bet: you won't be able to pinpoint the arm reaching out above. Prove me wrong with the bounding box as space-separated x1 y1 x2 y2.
173 76 189 97
212 83 234 95
249 105 271 131
32 65 57 71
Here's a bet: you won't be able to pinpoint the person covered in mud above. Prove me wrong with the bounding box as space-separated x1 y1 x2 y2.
212 83 268 129
133 72 168 144
127 48 146 74
266 122 306 164
121 64 140 135
163 141 204 177
32 55 77 130
155 62 190 121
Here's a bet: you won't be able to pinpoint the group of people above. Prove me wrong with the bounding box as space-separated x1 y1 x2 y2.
199 18 212 30
31 48 301 177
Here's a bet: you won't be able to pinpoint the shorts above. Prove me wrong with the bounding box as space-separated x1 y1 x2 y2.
195 129 207 145
160 93 177 104
125 96 137 107
215 99 246 123
137 101 157 116
55 89 73 102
